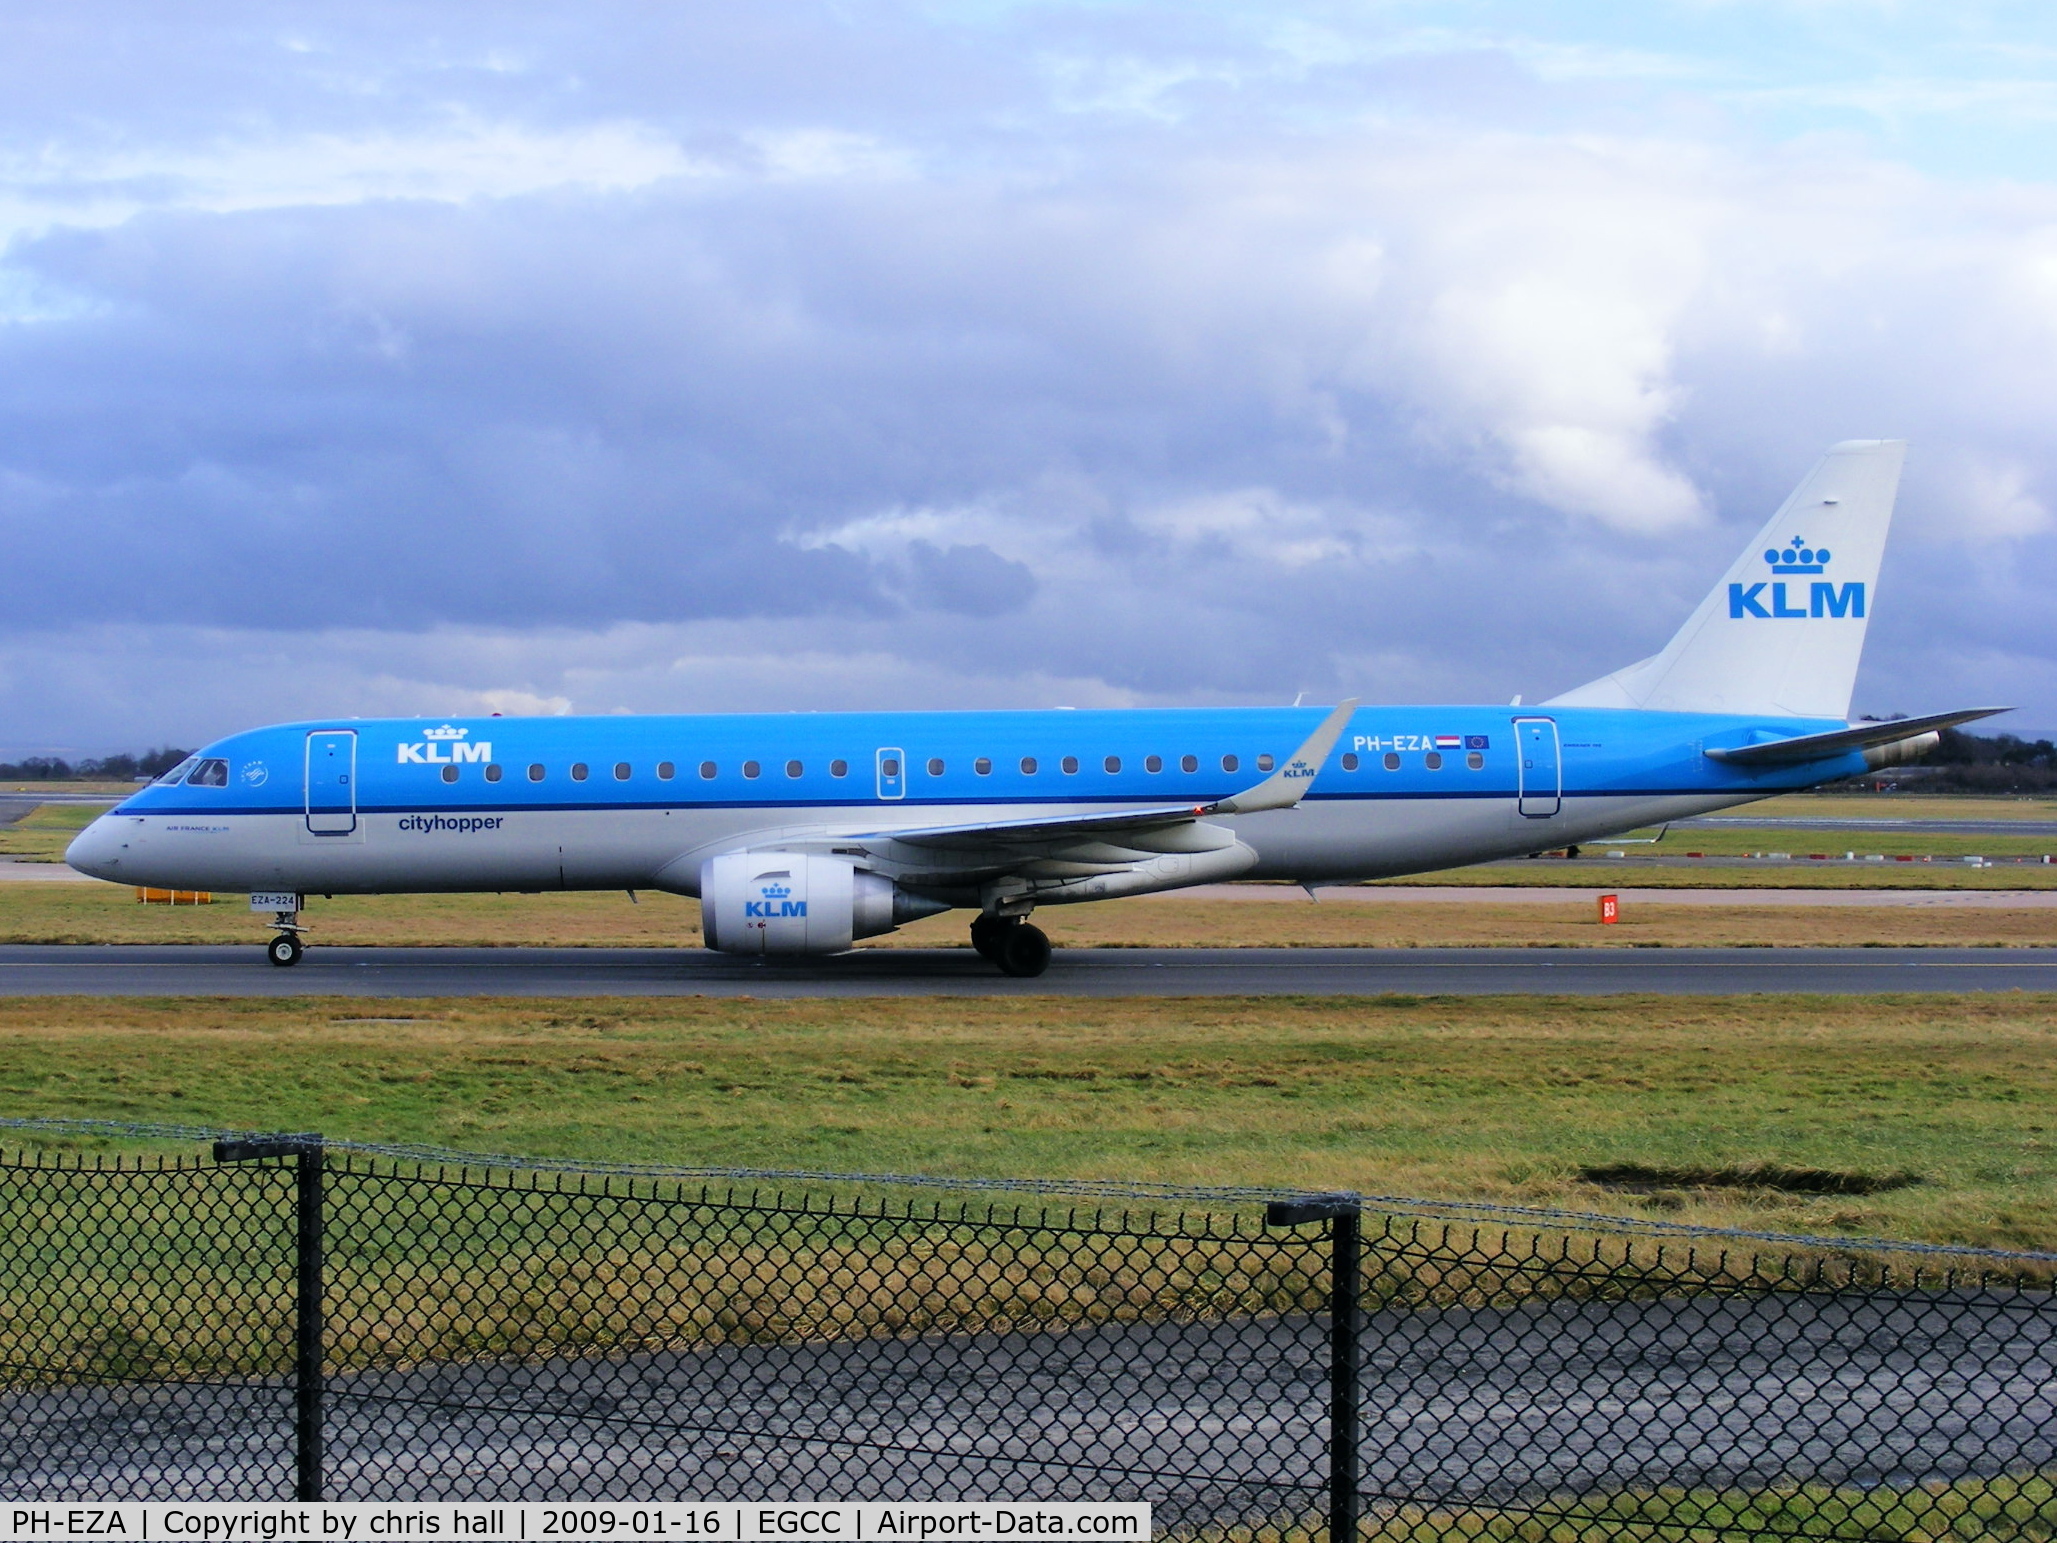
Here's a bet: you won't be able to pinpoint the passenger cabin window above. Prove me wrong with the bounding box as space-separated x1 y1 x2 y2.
485 763 504 783
657 762 675 780
1466 751 1485 770
527 764 546 782
1104 755 1121 773
441 765 459 784
614 762 632 780
1020 756 1038 775
158 756 200 785
1383 752 1401 771
1424 751 1443 771
881 758 899 778
1340 753 1359 772
570 763 589 782
786 760 803 778
188 759 229 787
1145 755 1162 773
1180 754 1198 773
743 761 761 779
699 761 717 779
926 757 945 776
1220 754 1239 774
1256 754 1274 772
975 758 992 775
831 760 849 777
1061 756 1079 774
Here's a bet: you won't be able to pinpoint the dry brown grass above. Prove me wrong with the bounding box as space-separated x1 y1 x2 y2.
3 881 2055 949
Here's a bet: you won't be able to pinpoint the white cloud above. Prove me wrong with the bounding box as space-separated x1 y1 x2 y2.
1952 458 2051 540
1135 487 1411 569
0 117 707 246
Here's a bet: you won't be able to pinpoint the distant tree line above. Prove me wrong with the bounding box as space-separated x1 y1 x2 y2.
1915 727 2057 792
0 748 193 782
1830 725 2057 793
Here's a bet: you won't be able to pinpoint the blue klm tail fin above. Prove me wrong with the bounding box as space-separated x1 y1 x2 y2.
1547 440 1905 719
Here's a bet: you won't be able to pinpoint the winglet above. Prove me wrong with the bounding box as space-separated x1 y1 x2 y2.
1211 698 1360 815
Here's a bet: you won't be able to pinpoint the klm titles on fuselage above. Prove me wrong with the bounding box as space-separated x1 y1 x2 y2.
396 725 492 764
1729 539 1864 620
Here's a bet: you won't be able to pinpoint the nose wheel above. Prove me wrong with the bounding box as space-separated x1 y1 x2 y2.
971 914 1051 978
265 906 306 967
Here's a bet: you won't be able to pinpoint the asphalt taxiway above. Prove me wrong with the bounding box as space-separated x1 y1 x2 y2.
14 1293 2052 1510
3 943 2055 997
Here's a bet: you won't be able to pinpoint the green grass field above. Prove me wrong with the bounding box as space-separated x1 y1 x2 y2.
5 992 2055 1252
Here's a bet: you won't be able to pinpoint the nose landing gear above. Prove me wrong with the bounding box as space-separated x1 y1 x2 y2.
970 913 1052 978
265 905 306 967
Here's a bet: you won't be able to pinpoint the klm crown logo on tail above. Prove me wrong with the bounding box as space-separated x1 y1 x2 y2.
1728 538 1864 621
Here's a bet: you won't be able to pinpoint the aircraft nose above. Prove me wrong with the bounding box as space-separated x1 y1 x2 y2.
66 815 130 881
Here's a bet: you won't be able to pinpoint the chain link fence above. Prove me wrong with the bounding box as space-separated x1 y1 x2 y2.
1 1121 2054 1539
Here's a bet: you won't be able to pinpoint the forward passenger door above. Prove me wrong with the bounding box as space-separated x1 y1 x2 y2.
305 730 358 835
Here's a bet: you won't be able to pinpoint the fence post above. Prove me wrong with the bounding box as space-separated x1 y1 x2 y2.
293 1141 326 1501
215 1133 326 1501
1264 1192 1362 1543
1328 1202 1361 1543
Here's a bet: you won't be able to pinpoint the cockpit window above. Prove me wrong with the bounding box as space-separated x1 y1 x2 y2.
157 756 201 785
187 759 229 788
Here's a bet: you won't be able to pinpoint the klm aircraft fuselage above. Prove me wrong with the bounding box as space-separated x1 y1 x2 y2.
82 703 1884 897
65 440 2003 975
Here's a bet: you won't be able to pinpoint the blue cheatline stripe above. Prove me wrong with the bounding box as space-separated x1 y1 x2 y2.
125 787 1756 820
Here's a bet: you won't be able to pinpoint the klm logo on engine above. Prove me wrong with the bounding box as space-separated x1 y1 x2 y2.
1728 538 1864 621
746 881 807 919
397 724 492 764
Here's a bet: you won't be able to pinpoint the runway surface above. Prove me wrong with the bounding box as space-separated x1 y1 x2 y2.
12 1293 2051 1511
5 942 2056 996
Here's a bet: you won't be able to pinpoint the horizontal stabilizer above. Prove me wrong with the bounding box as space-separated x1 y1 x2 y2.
1703 707 2010 766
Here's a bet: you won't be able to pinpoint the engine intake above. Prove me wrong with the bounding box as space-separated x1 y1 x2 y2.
699 852 944 955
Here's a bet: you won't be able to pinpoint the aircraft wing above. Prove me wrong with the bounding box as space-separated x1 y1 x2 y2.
849 698 1360 850
1703 706 2010 766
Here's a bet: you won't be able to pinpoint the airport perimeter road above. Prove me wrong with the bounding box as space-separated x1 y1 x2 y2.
5 943 2057 997
1676 814 2057 836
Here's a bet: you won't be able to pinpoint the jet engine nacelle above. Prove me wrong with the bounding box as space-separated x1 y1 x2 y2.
699 851 942 955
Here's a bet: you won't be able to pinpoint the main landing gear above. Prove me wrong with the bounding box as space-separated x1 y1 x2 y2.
971 913 1051 978
266 907 306 967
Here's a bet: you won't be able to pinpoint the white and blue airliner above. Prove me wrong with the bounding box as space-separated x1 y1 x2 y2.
67 441 2000 975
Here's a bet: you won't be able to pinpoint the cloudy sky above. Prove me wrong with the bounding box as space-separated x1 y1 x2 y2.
5 1 2056 755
